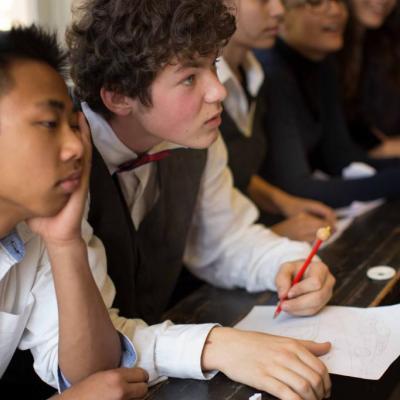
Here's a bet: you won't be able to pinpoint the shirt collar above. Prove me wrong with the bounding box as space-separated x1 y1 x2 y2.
217 52 264 98
0 222 33 263
217 52 264 138
0 229 25 263
82 102 183 175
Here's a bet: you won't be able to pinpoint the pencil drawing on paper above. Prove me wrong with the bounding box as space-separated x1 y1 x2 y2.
235 305 400 380
272 311 391 378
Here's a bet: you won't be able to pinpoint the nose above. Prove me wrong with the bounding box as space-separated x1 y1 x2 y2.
60 124 84 163
204 72 227 104
269 0 285 19
328 0 347 15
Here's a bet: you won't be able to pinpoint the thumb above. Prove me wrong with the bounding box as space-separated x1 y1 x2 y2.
301 340 331 356
308 202 336 224
275 263 295 299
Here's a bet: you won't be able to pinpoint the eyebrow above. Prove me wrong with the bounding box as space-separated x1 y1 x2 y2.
34 99 66 112
174 60 203 74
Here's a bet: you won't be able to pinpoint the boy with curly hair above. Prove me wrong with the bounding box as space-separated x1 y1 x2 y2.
68 0 335 398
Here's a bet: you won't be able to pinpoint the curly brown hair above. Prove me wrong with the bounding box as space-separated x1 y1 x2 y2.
67 0 236 118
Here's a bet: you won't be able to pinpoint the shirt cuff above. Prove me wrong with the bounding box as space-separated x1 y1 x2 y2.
259 246 321 292
156 323 219 380
57 331 137 392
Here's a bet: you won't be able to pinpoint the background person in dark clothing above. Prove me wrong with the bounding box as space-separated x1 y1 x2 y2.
255 0 400 208
218 0 336 242
337 0 400 158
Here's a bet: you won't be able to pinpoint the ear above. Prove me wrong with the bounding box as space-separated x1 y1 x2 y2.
100 88 135 117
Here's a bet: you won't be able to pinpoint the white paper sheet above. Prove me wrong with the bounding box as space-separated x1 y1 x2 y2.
235 305 400 380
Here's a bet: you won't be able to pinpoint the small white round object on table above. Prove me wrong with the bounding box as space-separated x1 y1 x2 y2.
366 266 396 281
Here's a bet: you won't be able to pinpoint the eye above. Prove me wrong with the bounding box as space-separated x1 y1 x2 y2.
70 123 81 133
39 120 58 129
183 74 195 86
69 116 80 133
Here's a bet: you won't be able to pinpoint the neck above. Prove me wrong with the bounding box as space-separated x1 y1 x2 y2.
223 40 249 82
109 114 162 155
279 34 326 62
0 203 24 239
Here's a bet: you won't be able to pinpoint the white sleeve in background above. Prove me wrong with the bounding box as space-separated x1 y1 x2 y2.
184 134 312 293
109 311 219 383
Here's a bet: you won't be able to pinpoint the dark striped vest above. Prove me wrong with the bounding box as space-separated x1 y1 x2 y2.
89 146 207 324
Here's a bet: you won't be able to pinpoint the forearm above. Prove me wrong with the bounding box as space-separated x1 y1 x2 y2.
279 169 400 208
201 326 232 372
248 175 284 215
47 238 120 383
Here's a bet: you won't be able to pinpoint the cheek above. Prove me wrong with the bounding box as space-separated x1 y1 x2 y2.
153 94 201 138
243 14 266 43
386 0 396 16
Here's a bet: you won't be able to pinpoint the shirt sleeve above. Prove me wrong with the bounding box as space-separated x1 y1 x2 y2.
57 332 136 392
109 311 219 383
18 218 115 390
183 134 312 293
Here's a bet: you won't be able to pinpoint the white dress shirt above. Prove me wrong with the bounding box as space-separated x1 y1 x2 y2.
83 102 312 383
217 52 264 138
0 220 132 390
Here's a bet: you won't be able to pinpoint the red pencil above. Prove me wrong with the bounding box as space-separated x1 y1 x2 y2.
273 226 331 319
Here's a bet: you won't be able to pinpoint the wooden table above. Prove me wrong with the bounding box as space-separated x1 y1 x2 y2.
147 200 400 400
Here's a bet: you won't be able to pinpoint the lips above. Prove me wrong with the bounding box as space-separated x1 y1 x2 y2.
205 110 223 128
264 25 279 34
58 170 82 194
322 22 345 33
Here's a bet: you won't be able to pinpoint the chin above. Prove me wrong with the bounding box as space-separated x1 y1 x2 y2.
324 39 344 53
190 129 219 149
256 38 277 49
205 129 220 147
362 17 385 29
41 195 69 217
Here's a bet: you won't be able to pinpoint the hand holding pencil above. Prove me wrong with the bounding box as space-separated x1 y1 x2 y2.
274 226 335 318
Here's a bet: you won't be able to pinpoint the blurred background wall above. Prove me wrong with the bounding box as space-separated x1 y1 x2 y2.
0 0 79 43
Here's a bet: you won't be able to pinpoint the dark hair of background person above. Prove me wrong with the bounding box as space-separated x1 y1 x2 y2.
0 25 67 96
338 1 400 113
67 0 236 119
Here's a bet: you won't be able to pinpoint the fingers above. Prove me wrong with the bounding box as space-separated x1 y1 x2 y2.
253 340 331 400
78 112 92 184
253 375 303 400
288 263 329 298
279 263 335 316
127 368 149 398
104 368 149 399
305 201 336 226
300 340 331 357
126 381 148 398
272 211 334 243
283 276 335 316
119 367 149 383
218 329 332 400
276 262 297 299
299 341 332 397
265 365 318 400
